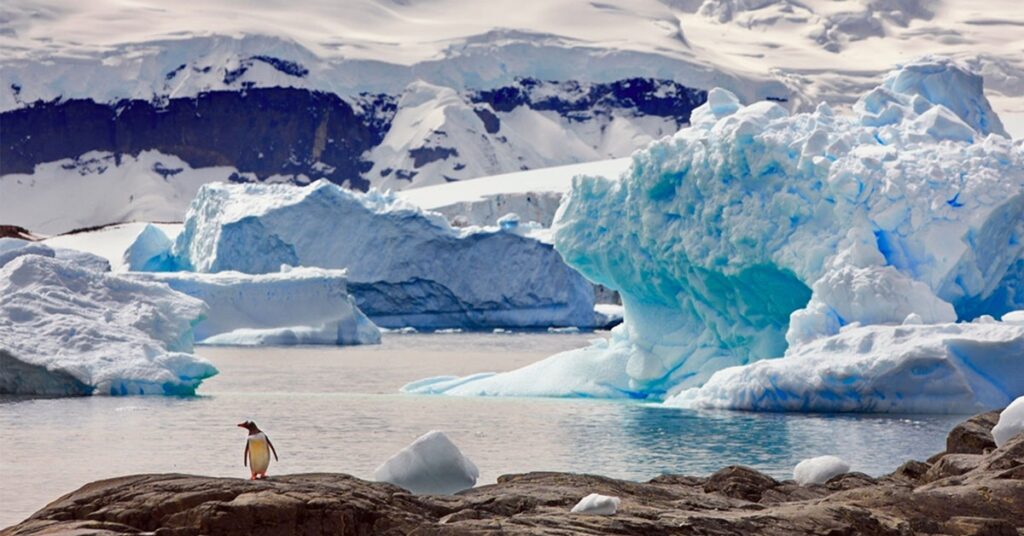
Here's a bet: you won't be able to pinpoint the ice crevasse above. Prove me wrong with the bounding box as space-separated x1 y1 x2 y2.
408 57 1024 412
157 181 597 330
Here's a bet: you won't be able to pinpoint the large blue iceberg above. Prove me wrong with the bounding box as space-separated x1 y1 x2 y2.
158 181 597 330
408 57 1024 412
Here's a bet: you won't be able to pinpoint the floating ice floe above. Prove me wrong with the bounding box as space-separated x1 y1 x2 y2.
992 396 1024 448
154 180 597 330
793 455 850 485
374 431 479 495
127 266 380 346
570 493 620 515
0 255 216 396
409 58 1024 412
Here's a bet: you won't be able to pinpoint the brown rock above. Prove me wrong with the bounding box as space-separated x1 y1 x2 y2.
702 465 778 502
5 413 1024 536
946 410 1000 454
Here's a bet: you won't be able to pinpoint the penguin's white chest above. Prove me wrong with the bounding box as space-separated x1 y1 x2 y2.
248 433 271 474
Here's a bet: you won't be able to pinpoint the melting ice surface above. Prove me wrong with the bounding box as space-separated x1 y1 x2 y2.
408 58 1024 413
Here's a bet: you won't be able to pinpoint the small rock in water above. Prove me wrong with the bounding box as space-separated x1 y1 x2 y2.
570 493 620 515
374 430 479 495
793 455 850 485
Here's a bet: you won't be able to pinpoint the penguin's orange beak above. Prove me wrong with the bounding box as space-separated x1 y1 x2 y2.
236 422 247 428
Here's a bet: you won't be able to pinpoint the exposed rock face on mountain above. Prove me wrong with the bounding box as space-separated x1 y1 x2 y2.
0 78 706 191
7 412 1022 535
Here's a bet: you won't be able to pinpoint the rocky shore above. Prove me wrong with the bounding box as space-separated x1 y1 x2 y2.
5 412 1022 535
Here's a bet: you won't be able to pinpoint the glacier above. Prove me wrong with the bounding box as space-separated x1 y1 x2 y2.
408 57 1024 412
0 254 216 396
158 180 597 330
127 266 381 346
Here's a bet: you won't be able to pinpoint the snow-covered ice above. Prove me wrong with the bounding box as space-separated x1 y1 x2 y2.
410 58 1024 412
162 180 597 330
0 255 216 396
373 431 479 495
570 493 621 515
792 455 850 485
128 267 380 346
992 396 1024 448
124 224 177 272
0 238 110 272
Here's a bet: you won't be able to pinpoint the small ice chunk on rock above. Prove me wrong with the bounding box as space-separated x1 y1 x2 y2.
570 493 620 515
374 431 479 495
992 396 1024 448
793 455 850 485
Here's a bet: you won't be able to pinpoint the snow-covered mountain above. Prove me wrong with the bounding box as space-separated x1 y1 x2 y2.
2 0 1023 233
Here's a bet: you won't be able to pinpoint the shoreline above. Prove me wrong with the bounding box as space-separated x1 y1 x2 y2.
5 411 1022 535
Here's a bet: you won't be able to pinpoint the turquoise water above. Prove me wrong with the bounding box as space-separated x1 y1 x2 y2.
0 333 962 528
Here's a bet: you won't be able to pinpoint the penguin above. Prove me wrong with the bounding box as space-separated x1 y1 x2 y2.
237 420 279 480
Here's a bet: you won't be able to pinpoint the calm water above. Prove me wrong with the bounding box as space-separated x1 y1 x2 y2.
0 333 963 528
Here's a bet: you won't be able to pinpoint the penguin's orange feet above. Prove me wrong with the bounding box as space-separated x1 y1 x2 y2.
249 475 257 480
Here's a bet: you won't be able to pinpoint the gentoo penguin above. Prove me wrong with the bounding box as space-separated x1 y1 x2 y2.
237 421 279 480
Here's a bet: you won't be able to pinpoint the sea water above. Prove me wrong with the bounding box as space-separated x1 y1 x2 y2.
0 333 962 527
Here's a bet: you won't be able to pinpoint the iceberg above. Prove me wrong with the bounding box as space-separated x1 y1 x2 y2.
411 58 1024 411
374 431 479 495
0 238 110 272
0 255 216 396
124 223 177 272
163 180 596 330
128 267 380 346
666 320 1024 413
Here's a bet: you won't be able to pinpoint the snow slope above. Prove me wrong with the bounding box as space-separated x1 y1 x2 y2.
161 180 598 330
408 58 1024 412
4 1 1021 234
0 254 216 396
127 266 381 346
0 151 233 235
398 158 632 226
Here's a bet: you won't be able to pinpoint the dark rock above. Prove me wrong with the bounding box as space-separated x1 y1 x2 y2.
946 410 1000 454
923 454 983 483
7 414 1024 536
702 465 778 502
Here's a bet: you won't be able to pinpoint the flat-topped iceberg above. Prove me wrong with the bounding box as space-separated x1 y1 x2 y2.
0 255 216 396
410 58 1024 412
128 267 380 346
161 180 596 330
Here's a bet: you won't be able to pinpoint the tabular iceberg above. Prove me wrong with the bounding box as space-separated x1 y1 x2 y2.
163 180 596 330
411 57 1024 412
127 267 381 346
0 255 216 396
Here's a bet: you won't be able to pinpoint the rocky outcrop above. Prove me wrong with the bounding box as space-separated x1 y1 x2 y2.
6 414 1023 535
